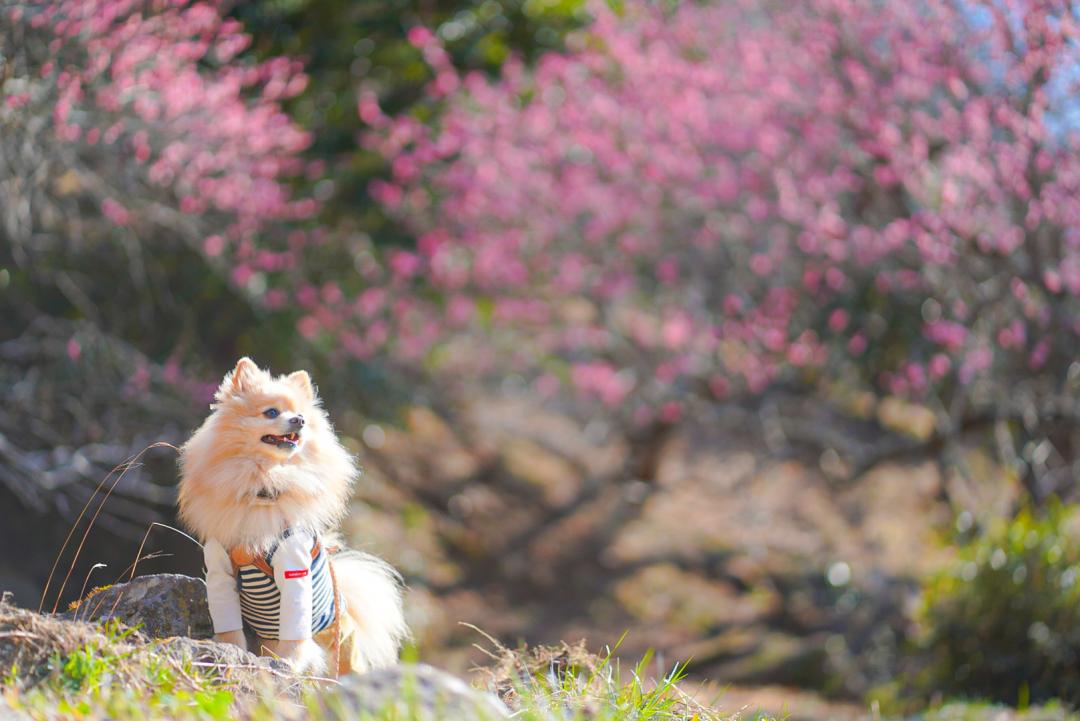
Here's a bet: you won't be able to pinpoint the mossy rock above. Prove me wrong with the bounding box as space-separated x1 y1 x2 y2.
61 573 213 640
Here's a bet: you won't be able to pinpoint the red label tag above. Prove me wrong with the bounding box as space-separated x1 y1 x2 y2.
284 569 309 579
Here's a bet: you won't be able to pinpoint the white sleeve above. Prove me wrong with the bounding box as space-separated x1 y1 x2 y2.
203 539 243 634
272 531 315 641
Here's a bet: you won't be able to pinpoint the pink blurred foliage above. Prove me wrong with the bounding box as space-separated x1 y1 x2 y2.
12 0 315 249
19 0 1080 422
353 0 1080 420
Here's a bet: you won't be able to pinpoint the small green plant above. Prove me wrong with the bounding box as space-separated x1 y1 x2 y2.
912 500 1080 706
50 619 135 693
56 642 116 692
479 635 759 721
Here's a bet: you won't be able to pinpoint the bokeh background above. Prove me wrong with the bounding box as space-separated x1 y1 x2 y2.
5 0 1080 717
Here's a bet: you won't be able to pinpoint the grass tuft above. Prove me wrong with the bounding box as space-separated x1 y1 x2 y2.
473 633 762 721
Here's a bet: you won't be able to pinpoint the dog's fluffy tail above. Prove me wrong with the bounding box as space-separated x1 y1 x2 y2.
331 550 408 673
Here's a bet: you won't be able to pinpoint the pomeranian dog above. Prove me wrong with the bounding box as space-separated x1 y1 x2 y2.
178 357 407 676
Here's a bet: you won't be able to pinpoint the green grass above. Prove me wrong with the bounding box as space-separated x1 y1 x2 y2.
5 620 248 721
2 629 773 721
10 623 1080 721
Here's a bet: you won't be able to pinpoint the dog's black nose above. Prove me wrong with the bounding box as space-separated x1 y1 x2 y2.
290 415 305 427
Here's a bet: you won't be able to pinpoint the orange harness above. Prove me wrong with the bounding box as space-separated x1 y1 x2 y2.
227 539 323 577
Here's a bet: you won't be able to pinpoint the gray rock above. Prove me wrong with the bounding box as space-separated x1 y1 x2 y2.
60 573 213 639
155 636 296 695
156 636 290 673
321 664 509 721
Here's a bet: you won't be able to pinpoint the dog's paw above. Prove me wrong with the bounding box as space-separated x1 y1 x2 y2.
213 629 248 651
259 638 327 676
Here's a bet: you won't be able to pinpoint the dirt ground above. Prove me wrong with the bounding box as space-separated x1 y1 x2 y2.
340 394 1001 714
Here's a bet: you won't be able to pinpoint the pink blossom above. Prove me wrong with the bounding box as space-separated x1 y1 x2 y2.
126 362 151 395
264 288 287 309
709 376 730 398
658 401 684 423
661 314 692 350
298 315 320 340
571 362 633 406
1030 339 1050 371
296 284 319 309
356 288 386 317
997 320 1027 350
203 235 226 257
787 342 813 366
656 257 679 284
959 347 992 385
827 309 849 333
321 282 344 305
100 198 130 225
924 321 968 351
446 294 475 325
903 362 927 394
885 373 908 396
1044 269 1063 294
230 264 253 287
389 250 421 280
928 354 951 379
163 357 181 384
749 254 773 276
406 26 436 48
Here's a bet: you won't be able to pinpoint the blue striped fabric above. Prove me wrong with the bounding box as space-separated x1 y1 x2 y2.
236 533 337 639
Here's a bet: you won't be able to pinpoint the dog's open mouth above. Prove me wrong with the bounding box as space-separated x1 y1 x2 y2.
261 432 300 450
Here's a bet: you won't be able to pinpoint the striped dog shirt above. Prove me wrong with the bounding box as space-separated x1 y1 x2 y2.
235 533 336 639
203 530 338 641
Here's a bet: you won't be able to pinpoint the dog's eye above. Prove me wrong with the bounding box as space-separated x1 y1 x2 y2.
263 408 280 419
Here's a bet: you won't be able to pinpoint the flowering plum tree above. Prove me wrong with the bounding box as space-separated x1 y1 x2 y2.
1 0 317 302
9 0 1080 502
0 0 320 518
356 0 1080 496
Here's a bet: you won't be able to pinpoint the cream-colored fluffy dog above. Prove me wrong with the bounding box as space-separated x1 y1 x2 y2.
178 358 406 676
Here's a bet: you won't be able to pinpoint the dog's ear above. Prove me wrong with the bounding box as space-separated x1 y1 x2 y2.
217 357 261 400
286 370 315 401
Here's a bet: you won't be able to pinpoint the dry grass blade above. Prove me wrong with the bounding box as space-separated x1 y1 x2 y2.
128 521 202 582
44 442 178 614
0 631 42 641
74 564 108 622
38 457 129 614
